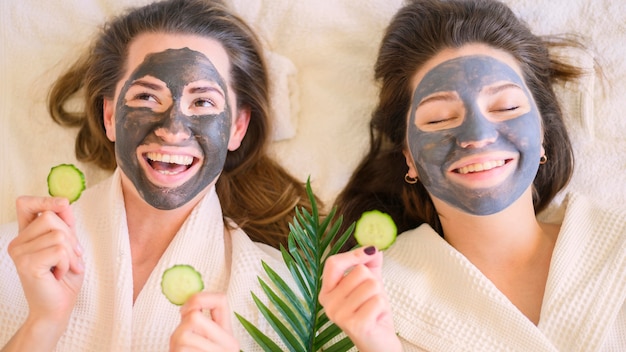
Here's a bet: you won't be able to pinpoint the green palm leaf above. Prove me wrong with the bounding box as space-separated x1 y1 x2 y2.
236 178 355 351
250 293 305 351
235 313 283 352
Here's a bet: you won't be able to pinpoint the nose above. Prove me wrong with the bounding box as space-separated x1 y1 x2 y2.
456 105 497 149
154 104 191 143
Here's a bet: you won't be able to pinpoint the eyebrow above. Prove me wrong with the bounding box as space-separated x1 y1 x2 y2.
129 79 164 91
188 85 225 98
482 82 523 96
418 92 459 107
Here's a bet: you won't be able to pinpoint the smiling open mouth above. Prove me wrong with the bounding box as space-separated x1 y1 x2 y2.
454 159 511 174
145 152 196 175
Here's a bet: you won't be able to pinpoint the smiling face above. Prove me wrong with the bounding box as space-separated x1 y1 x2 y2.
405 45 542 215
104 33 249 210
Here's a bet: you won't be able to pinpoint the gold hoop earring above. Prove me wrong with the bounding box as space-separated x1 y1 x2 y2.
404 173 418 184
540 154 548 165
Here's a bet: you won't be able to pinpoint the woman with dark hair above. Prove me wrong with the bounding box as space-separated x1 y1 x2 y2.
319 0 625 350
0 0 312 350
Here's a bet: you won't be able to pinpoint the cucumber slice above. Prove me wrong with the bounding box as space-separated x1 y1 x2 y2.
354 210 397 250
47 164 86 203
161 264 204 306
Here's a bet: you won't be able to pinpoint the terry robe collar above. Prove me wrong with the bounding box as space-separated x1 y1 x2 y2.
383 193 626 351
0 169 285 351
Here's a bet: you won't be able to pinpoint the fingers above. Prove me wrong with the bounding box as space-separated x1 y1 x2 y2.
170 292 239 352
321 246 383 294
320 262 385 318
171 310 239 352
10 201 84 280
181 292 234 336
170 327 221 351
319 249 400 352
331 265 381 308
16 230 71 277
6 200 86 328
16 196 72 231
9 228 84 278
15 196 81 258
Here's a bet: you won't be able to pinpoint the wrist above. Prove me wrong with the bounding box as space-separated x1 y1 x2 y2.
7 315 69 351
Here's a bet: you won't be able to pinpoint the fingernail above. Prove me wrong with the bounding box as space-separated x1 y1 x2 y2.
364 246 376 255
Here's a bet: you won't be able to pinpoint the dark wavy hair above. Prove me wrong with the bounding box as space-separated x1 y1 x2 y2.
48 0 315 248
335 0 584 247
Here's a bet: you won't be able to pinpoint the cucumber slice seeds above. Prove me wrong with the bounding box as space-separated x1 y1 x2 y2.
161 264 204 306
47 164 86 203
354 210 397 250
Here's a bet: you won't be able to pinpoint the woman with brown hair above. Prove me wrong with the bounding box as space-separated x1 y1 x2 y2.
319 0 625 350
0 0 312 350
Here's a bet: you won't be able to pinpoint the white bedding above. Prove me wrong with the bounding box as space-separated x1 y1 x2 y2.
1 0 624 224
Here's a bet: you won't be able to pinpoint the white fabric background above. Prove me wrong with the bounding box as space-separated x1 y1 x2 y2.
1 0 624 224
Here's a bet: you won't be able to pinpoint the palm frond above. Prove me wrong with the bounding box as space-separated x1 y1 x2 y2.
235 313 283 352
237 178 355 351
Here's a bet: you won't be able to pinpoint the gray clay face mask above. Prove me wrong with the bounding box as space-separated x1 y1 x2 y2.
114 47 232 210
407 55 541 215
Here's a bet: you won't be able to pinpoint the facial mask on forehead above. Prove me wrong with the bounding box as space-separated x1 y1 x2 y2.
406 55 542 215
115 47 232 210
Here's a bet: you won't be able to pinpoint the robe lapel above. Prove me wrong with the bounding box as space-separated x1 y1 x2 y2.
539 194 626 350
131 185 228 351
68 169 134 351
384 225 558 351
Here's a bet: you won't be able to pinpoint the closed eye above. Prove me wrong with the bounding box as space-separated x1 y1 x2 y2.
427 117 457 124
481 81 531 119
413 92 465 131
496 106 519 112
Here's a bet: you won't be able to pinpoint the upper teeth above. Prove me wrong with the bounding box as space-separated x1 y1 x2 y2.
457 160 505 174
146 152 193 165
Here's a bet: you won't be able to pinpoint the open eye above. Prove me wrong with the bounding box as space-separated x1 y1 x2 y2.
182 80 226 115
134 93 159 103
192 98 215 108
123 77 171 112
185 95 223 115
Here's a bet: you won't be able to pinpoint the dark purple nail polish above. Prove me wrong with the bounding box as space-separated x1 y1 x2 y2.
364 246 376 255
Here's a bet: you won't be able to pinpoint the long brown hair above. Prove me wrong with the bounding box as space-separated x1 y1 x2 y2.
335 0 585 246
48 0 314 248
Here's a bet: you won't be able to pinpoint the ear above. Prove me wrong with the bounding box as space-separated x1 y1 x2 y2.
103 98 116 142
227 106 251 151
402 148 419 178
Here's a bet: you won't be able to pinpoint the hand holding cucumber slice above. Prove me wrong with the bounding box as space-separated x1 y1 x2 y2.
354 210 397 250
161 264 204 306
47 163 86 203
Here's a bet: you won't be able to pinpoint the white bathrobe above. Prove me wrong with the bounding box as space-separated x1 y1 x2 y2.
0 169 289 351
383 193 626 351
